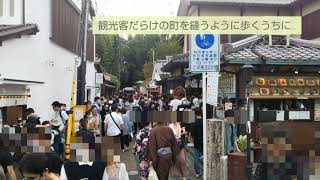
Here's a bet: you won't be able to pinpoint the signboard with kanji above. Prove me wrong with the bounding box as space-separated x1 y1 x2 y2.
207 72 219 106
189 34 220 72
96 73 104 84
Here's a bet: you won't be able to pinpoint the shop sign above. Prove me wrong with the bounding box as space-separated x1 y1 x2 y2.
95 73 104 84
218 73 236 95
0 96 28 107
289 111 310 120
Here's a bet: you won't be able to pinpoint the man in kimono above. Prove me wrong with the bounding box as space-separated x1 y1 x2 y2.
147 122 179 180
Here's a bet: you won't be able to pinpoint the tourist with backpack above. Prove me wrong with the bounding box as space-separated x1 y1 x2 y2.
51 101 69 155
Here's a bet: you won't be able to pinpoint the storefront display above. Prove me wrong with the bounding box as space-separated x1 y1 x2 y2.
250 76 320 121
251 76 320 98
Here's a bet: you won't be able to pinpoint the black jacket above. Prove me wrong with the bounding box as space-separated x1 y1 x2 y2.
64 161 105 180
76 128 95 149
191 119 203 151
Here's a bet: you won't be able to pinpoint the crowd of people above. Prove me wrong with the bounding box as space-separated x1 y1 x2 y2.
0 89 205 180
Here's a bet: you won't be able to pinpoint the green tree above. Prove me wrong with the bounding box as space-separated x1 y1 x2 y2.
151 40 182 60
96 35 117 76
143 61 153 80
97 35 182 88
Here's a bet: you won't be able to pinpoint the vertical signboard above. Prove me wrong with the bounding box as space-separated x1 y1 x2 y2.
207 72 219 106
95 73 103 84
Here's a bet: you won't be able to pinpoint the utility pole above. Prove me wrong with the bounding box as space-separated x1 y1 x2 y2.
152 49 155 66
118 36 121 84
77 0 90 105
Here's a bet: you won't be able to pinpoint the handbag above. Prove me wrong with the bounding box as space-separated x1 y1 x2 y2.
148 166 159 180
179 136 187 149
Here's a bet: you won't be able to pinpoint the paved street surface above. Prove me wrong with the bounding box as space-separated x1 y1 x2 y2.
120 142 202 180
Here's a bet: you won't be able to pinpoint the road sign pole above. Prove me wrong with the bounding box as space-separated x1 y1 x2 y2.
203 72 207 180
189 34 220 179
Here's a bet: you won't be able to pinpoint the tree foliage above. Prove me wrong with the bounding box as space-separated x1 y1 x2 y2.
95 35 119 76
96 34 182 88
143 61 153 80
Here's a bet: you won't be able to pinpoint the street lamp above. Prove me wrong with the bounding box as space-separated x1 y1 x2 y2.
241 63 254 180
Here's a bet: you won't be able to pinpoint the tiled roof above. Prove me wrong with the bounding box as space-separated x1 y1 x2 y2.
223 36 320 65
0 24 39 46
153 60 170 81
161 53 189 72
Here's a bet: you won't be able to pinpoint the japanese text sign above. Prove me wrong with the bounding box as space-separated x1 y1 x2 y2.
190 34 220 72
93 16 301 35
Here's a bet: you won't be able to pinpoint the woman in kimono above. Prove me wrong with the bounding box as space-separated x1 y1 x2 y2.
133 121 151 180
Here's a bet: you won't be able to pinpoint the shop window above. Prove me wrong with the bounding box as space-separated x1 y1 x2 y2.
254 99 315 122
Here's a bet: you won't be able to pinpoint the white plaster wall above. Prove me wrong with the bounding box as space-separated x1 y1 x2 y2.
0 0 77 121
0 0 23 25
85 61 98 102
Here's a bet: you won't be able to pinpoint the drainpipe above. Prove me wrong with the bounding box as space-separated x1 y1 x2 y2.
269 35 272 46
22 0 25 24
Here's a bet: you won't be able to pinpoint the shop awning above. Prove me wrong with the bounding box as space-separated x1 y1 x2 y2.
249 95 320 99
105 84 116 88
0 24 39 46
0 95 29 107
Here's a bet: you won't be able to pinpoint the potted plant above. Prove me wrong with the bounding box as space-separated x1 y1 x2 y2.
237 135 247 153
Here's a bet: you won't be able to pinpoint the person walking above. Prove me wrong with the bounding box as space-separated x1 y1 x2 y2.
0 138 17 180
51 101 68 132
76 118 95 150
169 95 182 111
60 143 107 180
51 101 68 156
19 153 62 180
133 121 151 180
88 106 102 137
147 121 179 180
190 107 203 178
169 118 189 180
85 101 92 111
105 104 124 146
100 102 108 136
25 108 41 125
92 96 101 112
120 108 132 152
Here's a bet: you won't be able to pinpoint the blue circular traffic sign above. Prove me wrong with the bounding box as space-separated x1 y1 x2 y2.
195 34 215 49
